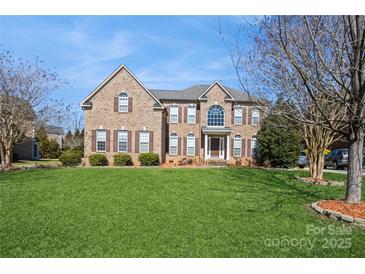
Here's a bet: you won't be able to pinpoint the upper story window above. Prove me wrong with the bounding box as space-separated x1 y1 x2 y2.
118 130 128 152
96 129 106 152
169 133 178 155
186 133 195 156
234 107 243 125
233 135 242 157
251 136 257 157
207 105 224 127
139 131 150 153
170 105 178 123
119 92 128 112
187 106 196 124
251 109 260 125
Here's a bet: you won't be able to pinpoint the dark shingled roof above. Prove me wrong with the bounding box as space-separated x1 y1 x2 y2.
150 84 250 102
41 125 65 135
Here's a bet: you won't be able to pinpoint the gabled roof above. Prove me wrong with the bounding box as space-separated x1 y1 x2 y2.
198 81 234 100
80 64 164 108
44 125 64 135
36 124 64 135
151 83 250 102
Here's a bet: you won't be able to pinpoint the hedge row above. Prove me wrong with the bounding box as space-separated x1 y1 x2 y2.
59 151 159 167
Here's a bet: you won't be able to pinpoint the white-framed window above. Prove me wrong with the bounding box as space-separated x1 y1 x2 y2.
119 92 128 112
170 105 178 123
251 108 260 125
169 133 178 155
139 131 150 153
233 135 242 157
187 106 196 124
234 107 243 125
118 130 128 152
96 129 106 152
186 133 195 156
251 136 257 157
207 105 224 127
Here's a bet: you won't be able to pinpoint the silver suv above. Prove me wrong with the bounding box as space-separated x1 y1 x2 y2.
324 149 348 170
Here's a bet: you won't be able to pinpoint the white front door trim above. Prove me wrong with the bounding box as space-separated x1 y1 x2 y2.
219 137 225 159
208 136 225 159
204 134 208 160
226 134 230 161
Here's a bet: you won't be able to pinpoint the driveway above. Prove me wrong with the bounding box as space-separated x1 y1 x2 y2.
300 166 365 176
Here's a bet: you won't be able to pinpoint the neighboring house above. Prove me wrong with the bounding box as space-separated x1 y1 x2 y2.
81 65 263 166
7 124 64 162
13 137 39 161
12 126 39 161
42 124 65 148
0 96 39 162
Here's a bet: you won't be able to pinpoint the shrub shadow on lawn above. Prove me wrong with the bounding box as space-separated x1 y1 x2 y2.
207 168 338 218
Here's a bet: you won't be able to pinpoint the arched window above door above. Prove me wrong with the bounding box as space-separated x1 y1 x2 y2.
207 105 224 127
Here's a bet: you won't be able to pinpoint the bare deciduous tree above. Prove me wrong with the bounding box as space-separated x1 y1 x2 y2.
228 16 364 203
0 49 66 165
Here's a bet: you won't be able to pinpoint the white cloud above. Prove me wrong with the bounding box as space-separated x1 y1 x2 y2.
65 23 136 67
136 53 235 89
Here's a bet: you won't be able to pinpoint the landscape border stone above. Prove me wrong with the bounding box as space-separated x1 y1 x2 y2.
295 176 344 186
310 201 365 228
0 163 62 173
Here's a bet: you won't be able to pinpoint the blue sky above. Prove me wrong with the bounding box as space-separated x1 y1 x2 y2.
0 16 245 117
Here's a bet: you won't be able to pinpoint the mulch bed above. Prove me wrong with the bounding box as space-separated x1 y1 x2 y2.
0 164 61 173
318 200 365 219
295 176 344 186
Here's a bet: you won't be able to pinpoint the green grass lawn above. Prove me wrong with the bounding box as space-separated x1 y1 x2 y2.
0 167 364 257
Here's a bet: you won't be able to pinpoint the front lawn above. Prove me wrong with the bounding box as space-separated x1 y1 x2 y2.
0 167 364 257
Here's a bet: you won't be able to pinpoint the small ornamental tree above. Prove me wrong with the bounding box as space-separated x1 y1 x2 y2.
36 126 61 158
79 128 84 153
73 129 81 148
37 125 48 158
45 139 61 159
64 130 73 150
228 16 364 203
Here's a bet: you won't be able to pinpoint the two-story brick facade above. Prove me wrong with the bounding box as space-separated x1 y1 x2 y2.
81 65 262 166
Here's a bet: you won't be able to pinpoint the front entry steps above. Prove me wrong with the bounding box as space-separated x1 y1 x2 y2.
205 159 227 167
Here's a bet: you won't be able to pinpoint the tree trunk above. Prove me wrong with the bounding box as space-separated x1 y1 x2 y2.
307 148 324 181
4 148 12 166
0 146 5 165
345 130 364 203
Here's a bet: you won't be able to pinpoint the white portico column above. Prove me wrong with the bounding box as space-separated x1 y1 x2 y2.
226 134 230 161
204 134 208 159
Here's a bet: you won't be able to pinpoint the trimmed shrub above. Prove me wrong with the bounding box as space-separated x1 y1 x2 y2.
59 150 82 166
89 154 108 166
113 153 132 166
138 153 159 166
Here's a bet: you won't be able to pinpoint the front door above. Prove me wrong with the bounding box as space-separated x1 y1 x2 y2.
210 138 220 158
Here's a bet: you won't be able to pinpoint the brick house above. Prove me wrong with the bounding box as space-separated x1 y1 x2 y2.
41 125 65 148
81 65 263 166
12 124 64 161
